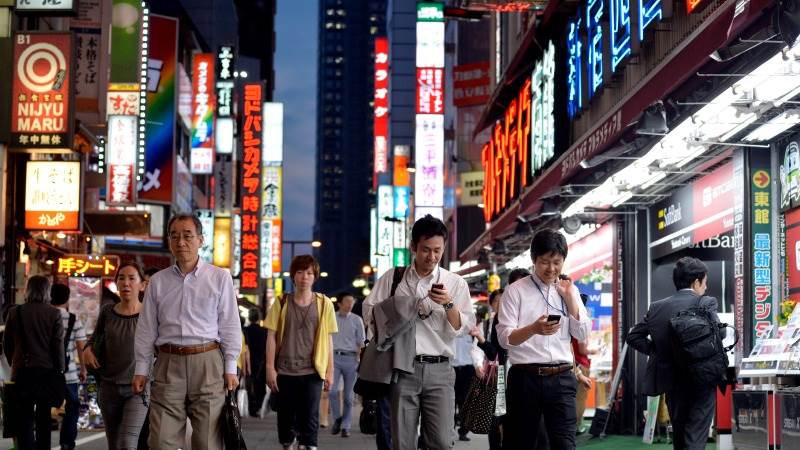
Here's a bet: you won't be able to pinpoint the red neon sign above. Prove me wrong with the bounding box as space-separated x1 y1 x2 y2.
481 77 532 223
239 83 263 292
374 37 390 188
416 67 444 114
686 0 705 13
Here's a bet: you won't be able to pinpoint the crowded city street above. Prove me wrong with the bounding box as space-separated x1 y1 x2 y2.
3 0 800 449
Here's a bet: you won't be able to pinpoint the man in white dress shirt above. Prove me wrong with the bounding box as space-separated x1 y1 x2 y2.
497 229 590 450
364 215 475 450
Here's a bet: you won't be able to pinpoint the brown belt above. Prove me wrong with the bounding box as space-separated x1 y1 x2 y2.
157 342 220 356
515 363 573 377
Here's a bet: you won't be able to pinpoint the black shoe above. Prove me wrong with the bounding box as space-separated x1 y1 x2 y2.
331 417 342 435
342 429 350 438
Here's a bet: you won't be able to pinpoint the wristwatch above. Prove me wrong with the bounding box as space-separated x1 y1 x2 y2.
443 301 455 311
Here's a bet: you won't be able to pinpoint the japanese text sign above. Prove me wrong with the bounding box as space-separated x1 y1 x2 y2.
453 62 490 107
12 33 73 149
239 83 263 292
191 53 215 174
416 68 444 114
25 161 81 230
374 37 389 183
106 115 138 206
57 254 119 277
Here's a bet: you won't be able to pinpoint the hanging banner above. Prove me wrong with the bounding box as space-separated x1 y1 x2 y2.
11 32 74 149
70 0 102 112
239 82 263 292
141 15 177 203
261 167 282 278
106 115 138 206
750 154 773 338
25 161 81 231
374 36 389 186
191 53 215 174
109 0 142 84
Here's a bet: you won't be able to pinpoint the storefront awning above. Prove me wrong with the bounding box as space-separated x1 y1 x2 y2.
461 0 773 262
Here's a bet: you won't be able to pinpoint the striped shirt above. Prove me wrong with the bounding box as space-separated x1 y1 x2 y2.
59 308 86 384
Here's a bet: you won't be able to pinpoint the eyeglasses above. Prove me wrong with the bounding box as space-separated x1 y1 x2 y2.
169 234 197 242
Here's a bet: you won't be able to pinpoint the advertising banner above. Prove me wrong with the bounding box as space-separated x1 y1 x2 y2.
374 37 389 186
191 53 215 174
262 102 283 164
416 68 444 114
57 254 119 277
106 115 137 206
16 0 75 13
779 135 800 212
141 15 177 203
216 46 235 118
11 32 74 149
177 63 193 130
25 161 81 230
239 83 263 292
376 185 394 277
69 0 102 112
213 156 233 216
106 88 138 116
649 163 734 259
213 217 232 268
195 209 215 263
453 62 490 107
109 0 142 83
414 114 444 207
261 167 282 278
785 208 800 299
750 153 773 338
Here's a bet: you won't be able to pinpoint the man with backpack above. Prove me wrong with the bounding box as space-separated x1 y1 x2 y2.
51 283 87 450
627 257 726 450
363 215 475 450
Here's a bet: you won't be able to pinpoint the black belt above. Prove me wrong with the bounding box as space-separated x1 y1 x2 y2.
415 355 449 364
334 350 357 356
514 363 573 376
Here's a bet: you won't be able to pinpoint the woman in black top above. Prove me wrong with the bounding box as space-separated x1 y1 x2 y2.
3 275 65 450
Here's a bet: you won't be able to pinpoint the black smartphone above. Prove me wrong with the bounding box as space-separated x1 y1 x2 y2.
558 274 570 281
431 283 444 291
547 314 561 323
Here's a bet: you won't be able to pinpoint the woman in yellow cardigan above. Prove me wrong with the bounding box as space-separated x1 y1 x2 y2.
266 254 337 450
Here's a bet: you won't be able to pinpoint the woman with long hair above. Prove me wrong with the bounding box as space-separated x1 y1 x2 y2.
83 262 149 449
265 255 338 450
3 275 65 450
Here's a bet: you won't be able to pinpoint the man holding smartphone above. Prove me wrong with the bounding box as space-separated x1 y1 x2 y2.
363 215 475 450
497 229 591 450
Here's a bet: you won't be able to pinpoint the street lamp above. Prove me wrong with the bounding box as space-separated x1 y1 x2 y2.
311 240 322 248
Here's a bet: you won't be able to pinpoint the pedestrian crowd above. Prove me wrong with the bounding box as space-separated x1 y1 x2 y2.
0 212 725 450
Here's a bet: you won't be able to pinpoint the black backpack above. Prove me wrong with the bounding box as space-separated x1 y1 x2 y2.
669 296 738 387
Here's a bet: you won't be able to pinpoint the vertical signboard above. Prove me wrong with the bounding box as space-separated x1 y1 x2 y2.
191 53 215 174
215 46 235 156
414 2 445 220
195 209 215 263
213 217 232 268
25 161 81 230
213 158 233 216
733 150 746 362
261 167 282 279
239 83 263 292
376 185 394 277
374 37 389 187
106 115 137 206
751 154 773 338
262 103 284 164
70 0 102 112
141 15 177 203
109 0 142 83
11 33 74 149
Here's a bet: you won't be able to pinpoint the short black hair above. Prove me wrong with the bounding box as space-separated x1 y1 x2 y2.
530 229 568 260
50 283 70 306
167 213 203 237
248 308 261 323
411 215 448 245
673 257 708 290
507 268 531 285
336 291 355 301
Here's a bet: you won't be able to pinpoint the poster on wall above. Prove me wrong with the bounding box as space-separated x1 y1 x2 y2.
11 33 74 149
779 135 800 212
141 15 177 203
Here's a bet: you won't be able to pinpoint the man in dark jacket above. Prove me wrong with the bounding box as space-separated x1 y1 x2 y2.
243 307 268 417
626 257 721 450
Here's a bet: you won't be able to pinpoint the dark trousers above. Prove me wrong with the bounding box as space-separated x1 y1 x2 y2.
137 412 150 449
60 383 80 449
488 415 503 450
505 367 577 450
454 365 475 436
666 386 715 450
376 395 392 450
17 393 53 450
246 373 267 417
276 373 323 447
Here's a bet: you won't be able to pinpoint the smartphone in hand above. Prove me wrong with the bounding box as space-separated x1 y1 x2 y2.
431 283 444 292
546 314 561 323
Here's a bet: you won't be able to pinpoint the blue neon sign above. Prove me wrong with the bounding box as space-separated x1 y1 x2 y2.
567 16 583 119
586 0 603 99
638 0 663 42
610 0 631 72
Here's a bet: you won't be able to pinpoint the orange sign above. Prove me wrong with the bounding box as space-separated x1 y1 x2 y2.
481 78 532 223
57 254 120 277
753 170 770 189
25 161 81 230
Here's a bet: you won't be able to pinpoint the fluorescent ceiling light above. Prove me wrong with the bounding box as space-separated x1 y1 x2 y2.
743 109 800 142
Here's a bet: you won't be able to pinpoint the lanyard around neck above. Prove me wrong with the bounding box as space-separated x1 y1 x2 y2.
530 275 567 316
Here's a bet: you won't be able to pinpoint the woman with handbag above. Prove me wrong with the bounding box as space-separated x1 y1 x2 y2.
3 275 66 450
83 263 149 449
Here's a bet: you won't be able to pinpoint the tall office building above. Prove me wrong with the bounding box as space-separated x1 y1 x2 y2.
315 0 387 293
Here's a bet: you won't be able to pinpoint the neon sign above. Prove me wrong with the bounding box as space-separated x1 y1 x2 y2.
531 42 555 174
610 0 631 72
586 0 604 99
638 0 663 42
567 16 583 119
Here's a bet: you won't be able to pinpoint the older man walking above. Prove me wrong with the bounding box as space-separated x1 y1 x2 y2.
133 214 242 450
330 292 365 438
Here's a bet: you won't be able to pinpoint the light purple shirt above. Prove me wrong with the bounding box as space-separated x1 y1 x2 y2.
134 259 242 375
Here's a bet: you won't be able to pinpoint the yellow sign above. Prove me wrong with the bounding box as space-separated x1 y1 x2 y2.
57 254 119 277
213 217 231 268
753 170 770 189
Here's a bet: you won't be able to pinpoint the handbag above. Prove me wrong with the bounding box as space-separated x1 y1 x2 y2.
460 359 498 435
222 389 248 450
14 305 66 408
359 398 378 435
